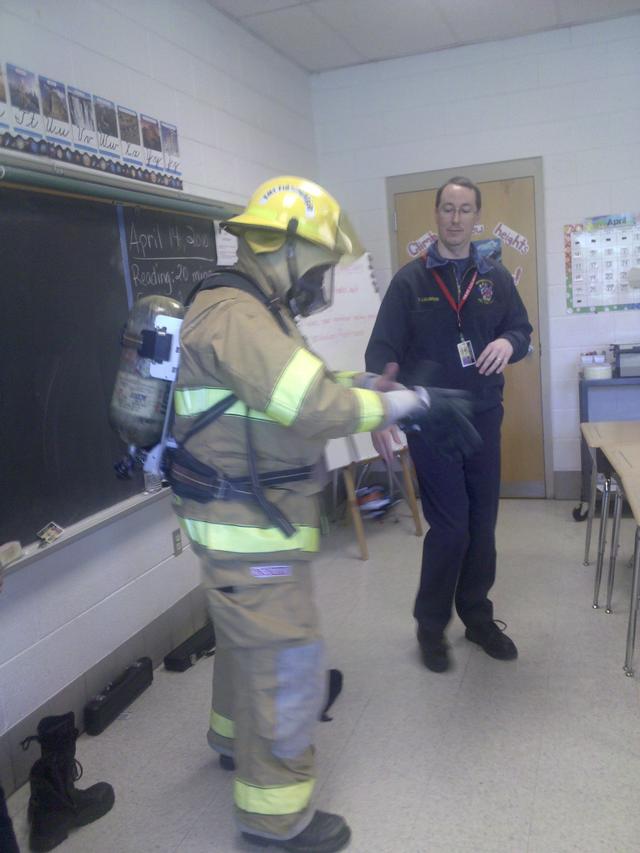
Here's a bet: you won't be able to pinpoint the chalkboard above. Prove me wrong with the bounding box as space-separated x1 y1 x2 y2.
121 206 218 305
0 178 225 548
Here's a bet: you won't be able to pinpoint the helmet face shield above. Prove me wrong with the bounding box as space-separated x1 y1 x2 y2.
285 236 338 318
288 264 335 318
333 210 364 265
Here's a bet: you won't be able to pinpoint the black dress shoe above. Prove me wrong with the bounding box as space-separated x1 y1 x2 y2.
417 627 450 672
242 810 350 852
465 620 518 660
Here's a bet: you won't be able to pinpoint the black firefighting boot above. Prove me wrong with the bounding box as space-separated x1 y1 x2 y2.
21 712 114 852
0 784 20 853
243 811 351 852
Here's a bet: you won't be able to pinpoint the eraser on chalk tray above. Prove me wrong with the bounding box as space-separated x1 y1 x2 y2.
0 541 23 568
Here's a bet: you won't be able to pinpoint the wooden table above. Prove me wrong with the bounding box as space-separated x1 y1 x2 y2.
579 421 640 571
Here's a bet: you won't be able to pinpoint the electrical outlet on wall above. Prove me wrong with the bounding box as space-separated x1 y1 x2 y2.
172 529 182 556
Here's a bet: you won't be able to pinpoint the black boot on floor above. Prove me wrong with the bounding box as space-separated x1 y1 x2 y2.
0 784 20 853
21 712 115 852
465 619 518 660
242 810 351 852
417 626 450 672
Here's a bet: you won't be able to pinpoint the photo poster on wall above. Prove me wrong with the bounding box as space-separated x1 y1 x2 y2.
0 58 183 189
298 252 404 471
565 212 640 313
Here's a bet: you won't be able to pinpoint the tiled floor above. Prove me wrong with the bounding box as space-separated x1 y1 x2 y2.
7 499 640 852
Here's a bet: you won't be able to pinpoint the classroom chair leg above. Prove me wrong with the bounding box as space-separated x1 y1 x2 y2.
343 464 368 561
399 450 423 537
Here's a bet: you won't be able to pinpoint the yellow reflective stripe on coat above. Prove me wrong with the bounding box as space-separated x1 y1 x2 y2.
210 709 235 740
351 387 385 432
234 777 315 816
334 371 357 387
174 387 274 422
265 348 324 426
180 518 320 554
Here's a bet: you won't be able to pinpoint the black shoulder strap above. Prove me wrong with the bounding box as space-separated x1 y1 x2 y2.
185 268 290 334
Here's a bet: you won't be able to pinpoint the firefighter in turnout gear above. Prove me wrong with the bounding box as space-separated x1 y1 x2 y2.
168 176 479 851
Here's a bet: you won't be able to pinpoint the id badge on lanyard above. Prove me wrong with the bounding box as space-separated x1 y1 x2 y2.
432 269 478 368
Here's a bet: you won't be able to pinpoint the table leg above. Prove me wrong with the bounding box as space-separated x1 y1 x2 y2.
584 447 597 566
592 476 610 609
605 481 623 613
623 527 640 677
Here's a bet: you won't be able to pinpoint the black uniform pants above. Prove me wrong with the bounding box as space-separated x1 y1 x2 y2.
408 404 503 635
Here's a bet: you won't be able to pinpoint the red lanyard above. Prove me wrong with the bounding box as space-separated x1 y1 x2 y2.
432 269 477 332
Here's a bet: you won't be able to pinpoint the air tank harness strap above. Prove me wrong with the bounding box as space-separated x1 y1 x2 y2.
164 444 312 528
164 393 310 538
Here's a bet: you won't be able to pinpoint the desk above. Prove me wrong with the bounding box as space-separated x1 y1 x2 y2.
578 378 640 503
579 421 640 568
601 443 640 675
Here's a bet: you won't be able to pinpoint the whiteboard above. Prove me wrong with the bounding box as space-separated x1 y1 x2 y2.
299 253 403 470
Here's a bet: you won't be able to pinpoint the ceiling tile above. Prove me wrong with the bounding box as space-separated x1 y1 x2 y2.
240 4 365 71
312 0 456 59
556 0 640 25
434 0 559 43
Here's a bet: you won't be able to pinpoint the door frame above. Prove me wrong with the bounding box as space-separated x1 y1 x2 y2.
385 157 553 498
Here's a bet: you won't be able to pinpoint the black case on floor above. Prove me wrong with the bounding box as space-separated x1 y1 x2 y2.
163 623 216 672
84 656 153 735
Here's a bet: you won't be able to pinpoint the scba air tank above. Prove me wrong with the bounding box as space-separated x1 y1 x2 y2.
110 294 184 449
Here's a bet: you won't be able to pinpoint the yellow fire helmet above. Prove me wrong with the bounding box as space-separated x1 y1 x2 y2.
223 175 363 263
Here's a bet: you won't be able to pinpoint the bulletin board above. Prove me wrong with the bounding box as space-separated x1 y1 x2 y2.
565 212 640 313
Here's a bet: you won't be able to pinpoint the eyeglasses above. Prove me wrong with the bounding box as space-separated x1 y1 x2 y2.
438 204 477 217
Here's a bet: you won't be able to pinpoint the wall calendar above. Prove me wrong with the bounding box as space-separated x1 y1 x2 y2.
565 212 640 313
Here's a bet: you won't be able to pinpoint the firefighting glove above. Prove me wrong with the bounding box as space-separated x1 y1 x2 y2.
384 387 482 458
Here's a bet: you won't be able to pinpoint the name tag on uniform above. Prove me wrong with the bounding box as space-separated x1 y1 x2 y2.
457 339 476 368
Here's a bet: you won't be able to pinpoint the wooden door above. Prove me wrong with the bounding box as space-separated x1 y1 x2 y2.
393 177 545 497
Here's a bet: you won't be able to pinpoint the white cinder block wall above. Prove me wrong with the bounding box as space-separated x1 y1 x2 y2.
311 14 640 481
0 0 316 735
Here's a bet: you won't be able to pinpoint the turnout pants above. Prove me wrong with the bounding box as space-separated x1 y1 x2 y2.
409 404 503 635
202 555 324 840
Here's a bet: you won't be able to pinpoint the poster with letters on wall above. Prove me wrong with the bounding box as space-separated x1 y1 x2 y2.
6 63 45 154
117 105 144 167
140 113 164 174
67 85 98 157
93 95 122 165
0 63 10 132
38 75 73 161
160 121 180 176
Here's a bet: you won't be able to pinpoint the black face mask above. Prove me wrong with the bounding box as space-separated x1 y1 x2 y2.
287 264 334 318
